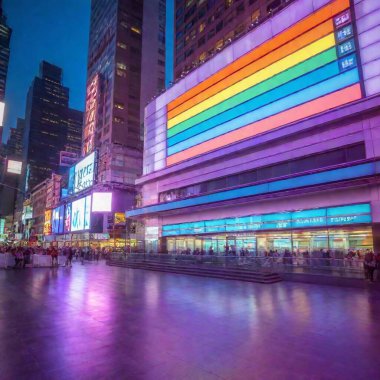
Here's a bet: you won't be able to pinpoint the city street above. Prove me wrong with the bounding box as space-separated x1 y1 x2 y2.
1 263 379 380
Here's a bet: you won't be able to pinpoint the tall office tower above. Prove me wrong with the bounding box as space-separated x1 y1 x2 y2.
0 0 11 102
140 0 166 121
6 118 25 157
0 119 24 217
84 0 166 190
173 0 291 79
22 61 83 192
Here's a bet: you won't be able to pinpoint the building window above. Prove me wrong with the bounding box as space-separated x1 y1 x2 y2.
216 21 223 33
131 26 141 34
199 22 206 33
225 0 233 8
198 36 205 47
117 62 127 70
199 51 207 61
117 42 127 49
114 117 124 124
251 9 260 22
114 102 124 110
215 39 223 50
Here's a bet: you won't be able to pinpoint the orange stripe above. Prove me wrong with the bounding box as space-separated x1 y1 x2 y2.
168 20 334 123
167 0 349 117
166 84 362 166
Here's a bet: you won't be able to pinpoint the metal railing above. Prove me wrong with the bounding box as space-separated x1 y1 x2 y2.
109 252 367 276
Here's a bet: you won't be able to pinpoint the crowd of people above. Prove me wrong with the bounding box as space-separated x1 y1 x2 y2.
0 245 114 268
168 246 380 282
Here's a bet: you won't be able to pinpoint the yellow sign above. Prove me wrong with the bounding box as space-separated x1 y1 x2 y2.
114 213 126 225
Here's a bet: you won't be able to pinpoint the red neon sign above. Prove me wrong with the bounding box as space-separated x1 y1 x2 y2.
82 75 99 156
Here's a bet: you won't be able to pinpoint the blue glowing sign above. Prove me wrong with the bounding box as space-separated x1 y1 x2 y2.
162 203 372 237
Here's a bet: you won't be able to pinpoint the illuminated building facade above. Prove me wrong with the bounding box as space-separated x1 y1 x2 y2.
129 0 380 255
173 0 295 80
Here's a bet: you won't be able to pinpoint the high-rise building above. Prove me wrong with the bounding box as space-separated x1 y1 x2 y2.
83 0 166 188
6 118 25 157
22 61 83 192
140 0 166 121
129 0 380 261
37 0 167 249
0 0 11 102
173 0 292 80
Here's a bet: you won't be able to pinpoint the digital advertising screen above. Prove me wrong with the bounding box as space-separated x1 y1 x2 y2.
0 101 4 126
52 206 64 234
64 203 72 233
71 195 91 232
7 160 22 175
92 192 112 212
73 152 95 194
43 210 52 235
165 0 362 166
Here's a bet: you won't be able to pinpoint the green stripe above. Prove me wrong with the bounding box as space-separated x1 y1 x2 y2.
168 47 338 138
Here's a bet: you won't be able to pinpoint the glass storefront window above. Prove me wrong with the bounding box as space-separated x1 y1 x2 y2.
163 227 373 258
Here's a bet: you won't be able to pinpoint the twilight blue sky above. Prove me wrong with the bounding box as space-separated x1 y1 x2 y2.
165 0 174 87
2 0 91 142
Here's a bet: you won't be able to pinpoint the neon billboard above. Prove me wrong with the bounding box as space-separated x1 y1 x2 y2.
82 74 99 156
165 0 362 166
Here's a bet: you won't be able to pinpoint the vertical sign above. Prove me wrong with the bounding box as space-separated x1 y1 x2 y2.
82 74 100 156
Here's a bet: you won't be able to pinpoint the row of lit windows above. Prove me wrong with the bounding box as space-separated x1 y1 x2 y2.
158 144 366 203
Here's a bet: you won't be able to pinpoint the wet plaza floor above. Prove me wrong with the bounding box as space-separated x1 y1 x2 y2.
0 262 379 380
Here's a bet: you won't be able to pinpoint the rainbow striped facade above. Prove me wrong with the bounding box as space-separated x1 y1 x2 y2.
166 0 362 166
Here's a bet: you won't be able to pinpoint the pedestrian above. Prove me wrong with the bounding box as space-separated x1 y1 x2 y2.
66 247 74 267
80 248 85 265
51 247 58 267
364 251 376 282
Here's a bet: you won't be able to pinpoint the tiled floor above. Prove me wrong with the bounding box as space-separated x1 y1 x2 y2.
0 262 379 380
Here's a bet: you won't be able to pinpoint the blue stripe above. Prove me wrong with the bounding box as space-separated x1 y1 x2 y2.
167 68 360 156
168 61 340 147
126 161 376 217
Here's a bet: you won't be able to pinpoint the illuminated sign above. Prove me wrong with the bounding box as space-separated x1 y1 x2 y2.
52 206 64 234
43 210 52 235
60 151 78 167
7 160 22 175
162 203 372 236
0 219 5 235
92 192 112 212
165 1 362 166
73 152 95 193
0 102 4 126
64 203 72 233
22 206 33 221
71 195 92 232
114 212 126 225
82 74 99 156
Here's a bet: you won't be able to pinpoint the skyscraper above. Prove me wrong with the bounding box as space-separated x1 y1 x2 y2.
0 0 11 102
83 0 166 189
6 118 25 157
22 61 83 192
173 0 291 80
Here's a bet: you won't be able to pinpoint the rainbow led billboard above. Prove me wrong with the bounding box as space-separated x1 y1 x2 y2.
166 0 362 166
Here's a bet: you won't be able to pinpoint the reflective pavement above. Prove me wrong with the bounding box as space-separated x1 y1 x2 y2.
0 262 379 379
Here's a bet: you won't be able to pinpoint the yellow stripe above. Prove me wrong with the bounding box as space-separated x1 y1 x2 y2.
168 33 336 129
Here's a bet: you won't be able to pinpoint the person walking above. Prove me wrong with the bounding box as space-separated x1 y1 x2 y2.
364 251 376 282
51 247 58 267
66 247 74 267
